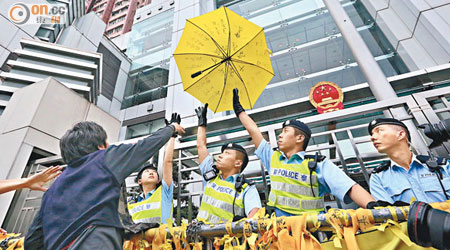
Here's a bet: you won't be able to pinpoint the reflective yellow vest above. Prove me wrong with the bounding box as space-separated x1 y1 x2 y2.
197 175 248 223
128 186 166 224
267 151 324 214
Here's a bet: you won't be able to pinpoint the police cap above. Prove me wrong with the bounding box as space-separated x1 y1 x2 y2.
221 143 249 171
282 119 312 138
368 118 410 141
136 163 158 183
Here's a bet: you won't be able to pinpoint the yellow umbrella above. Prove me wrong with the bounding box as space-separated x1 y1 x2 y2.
173 7 274 113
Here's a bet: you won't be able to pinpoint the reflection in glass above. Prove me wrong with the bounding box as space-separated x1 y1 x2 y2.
122 9 174 109
216 0 408 110
125 118 165 139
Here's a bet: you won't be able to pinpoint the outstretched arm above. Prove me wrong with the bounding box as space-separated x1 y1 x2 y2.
0 166 62 194
163 137 175 187
248 208 259 218
163 113 182 186
196 104 209 164
233 89 264 148
348 184 375 208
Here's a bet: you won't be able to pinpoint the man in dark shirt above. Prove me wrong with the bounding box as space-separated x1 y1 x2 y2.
25 116 184 250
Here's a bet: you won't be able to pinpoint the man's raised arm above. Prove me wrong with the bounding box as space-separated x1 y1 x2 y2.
196 104 209 164
233 89 264 148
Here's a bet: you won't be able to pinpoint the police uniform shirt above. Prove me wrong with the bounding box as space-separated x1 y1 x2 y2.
133 179 174 224
255 139 356 217
198 155 262 216
370 154 450 204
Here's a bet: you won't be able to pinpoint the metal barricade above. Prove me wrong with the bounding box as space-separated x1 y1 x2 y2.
173 85 450 224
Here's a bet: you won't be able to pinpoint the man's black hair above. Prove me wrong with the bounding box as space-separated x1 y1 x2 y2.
294 129 310 151
60 121 107 164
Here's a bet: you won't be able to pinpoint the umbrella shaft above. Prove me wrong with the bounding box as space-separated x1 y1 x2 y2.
191 57 231 78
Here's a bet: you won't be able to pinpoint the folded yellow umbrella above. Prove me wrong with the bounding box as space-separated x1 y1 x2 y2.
173 7 274 112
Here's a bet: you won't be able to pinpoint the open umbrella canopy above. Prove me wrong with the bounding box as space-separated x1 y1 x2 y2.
173 7 274 113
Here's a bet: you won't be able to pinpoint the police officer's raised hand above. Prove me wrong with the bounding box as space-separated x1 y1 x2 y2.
165 113 181 126
233 88 245 117
195 103 208 127
165 113 184 136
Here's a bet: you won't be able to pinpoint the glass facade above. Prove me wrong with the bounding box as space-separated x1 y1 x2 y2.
210 0 411 175
121 8 174 109
125 118 166 139
218 0 408 109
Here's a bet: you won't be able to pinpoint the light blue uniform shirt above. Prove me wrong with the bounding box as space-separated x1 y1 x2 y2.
370 154 450 203
199 155 262 216
137 179 174 224
255 139 356 217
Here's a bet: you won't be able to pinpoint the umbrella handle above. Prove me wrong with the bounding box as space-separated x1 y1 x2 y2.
191 57 231 78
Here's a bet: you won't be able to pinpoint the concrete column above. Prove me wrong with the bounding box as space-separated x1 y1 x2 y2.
322 0 429 154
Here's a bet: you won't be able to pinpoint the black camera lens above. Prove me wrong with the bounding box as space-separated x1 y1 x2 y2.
421 118 450 148
408 201 450 249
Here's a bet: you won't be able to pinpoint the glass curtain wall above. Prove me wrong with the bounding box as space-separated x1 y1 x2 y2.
125 118 166 139
121 8 174 109
212 0 409 180
218 0 408 108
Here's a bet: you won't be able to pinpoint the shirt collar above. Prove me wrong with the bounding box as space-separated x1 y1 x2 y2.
279 150 305 161
220 173 240 182
138 188 156 201
390 153 421 169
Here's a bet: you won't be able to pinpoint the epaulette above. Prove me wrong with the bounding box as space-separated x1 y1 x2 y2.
372 161 391 174
304 154 326 162
416 155 448 165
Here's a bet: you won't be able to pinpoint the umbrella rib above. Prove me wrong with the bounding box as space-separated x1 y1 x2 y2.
184 63 223 92
214 61 229 113
229 29 264 59
173 53 224 59
228 60 253 109
186 20 227 58
230 58 275 76
224 7 231 57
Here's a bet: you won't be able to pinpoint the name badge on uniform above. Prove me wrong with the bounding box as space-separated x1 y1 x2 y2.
420 173 436 178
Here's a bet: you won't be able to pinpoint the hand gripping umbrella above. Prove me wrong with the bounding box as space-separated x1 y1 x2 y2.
173 7 274 113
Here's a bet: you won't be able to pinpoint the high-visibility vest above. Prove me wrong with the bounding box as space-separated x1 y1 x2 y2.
128 186 168 224
197 175 248 223
268 151 324 214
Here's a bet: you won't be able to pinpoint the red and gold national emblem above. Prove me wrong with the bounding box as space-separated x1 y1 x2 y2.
309 81 344 114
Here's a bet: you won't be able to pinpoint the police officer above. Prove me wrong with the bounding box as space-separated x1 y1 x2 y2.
127 114 180 224
369 118 450 204
195 104 261 223
233 89 375 216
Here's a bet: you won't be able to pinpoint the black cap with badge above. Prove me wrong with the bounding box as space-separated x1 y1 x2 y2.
221 143 249 171
368 118 410 141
